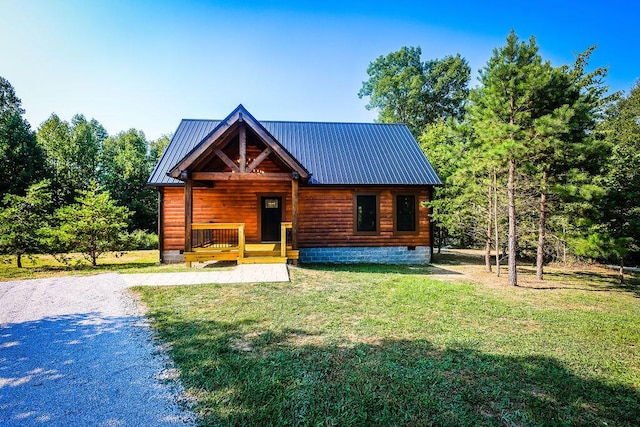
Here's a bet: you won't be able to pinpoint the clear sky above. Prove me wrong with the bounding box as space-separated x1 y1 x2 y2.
2 0 638 140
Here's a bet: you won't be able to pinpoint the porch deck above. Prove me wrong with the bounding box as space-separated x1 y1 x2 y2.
184 222 299 266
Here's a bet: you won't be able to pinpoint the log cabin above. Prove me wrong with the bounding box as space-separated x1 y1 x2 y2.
148 105 441 265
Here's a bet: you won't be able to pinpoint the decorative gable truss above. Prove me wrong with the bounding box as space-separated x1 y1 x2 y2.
168 104 309 182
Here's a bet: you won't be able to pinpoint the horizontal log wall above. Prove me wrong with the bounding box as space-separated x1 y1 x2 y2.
297 186 430 248
161 183 292 250
161 184 430 251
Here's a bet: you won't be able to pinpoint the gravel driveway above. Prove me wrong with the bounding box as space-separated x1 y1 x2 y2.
0 273 195 426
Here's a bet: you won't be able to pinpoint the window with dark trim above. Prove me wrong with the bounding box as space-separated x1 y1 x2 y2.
395 195 417 232
355 194 378 233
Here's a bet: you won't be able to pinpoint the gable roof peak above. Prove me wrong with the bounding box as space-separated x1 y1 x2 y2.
167 104 309 180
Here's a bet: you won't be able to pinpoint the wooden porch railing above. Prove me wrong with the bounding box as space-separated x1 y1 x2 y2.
186 222 296 265
192 223 245 258
280 222 293 257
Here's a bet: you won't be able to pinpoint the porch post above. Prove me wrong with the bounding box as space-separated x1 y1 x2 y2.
184 176 193 263
291 173 299 250
158 188 164 263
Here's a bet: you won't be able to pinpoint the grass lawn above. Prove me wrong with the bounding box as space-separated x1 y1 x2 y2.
0 250 195 281
136 255 640 426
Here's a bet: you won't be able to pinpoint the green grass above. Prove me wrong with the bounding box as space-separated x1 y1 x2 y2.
0 250 195 281
136 264 640 426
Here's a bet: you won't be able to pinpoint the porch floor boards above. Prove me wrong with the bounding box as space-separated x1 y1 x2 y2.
185 243 298 265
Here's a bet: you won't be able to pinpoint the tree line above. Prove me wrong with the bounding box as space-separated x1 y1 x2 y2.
360 30 640 285
0 76 169 266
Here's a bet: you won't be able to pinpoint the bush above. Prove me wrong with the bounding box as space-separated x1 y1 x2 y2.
125 229 158 250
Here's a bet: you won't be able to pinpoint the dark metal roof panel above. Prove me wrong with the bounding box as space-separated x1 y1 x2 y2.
148 119 442 186
263 121 441 185
148 119 221 185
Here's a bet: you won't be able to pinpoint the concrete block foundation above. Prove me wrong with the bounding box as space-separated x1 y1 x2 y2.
298 246 431 264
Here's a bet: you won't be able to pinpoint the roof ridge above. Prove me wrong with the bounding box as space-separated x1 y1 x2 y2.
179 118 406 126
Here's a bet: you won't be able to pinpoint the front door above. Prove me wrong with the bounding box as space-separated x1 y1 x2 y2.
261 196 282 242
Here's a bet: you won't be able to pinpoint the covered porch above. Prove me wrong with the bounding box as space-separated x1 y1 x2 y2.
167 106 309 267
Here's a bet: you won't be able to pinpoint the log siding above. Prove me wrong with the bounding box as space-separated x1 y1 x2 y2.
160 184 430 251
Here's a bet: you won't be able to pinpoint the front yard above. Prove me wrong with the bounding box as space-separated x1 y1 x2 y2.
136 256 640 426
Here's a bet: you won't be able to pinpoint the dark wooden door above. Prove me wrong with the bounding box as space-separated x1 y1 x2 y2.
261 196 282 241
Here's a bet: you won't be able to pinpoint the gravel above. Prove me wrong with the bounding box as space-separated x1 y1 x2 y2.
0 273 196 426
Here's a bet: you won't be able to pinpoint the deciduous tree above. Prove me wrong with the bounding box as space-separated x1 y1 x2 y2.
36 113 106 205
0 77 47 199
100 129 156 231
359 47 470 137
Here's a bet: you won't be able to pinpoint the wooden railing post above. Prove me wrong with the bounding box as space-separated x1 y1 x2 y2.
281 223 287 257
238 224 245 260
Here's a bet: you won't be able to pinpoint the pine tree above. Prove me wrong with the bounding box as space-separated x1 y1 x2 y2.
52 182 130 266
468 31 548 285
0 181 53 267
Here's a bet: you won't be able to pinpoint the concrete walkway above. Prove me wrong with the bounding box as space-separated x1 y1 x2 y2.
122 263 290 286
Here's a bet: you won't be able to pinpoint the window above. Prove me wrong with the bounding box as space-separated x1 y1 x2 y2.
395 195 417 233
355 194 378 233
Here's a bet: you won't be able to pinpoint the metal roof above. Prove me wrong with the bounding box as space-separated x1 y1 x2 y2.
148 118 442 186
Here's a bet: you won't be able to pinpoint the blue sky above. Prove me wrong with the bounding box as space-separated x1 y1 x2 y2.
2 0 638 140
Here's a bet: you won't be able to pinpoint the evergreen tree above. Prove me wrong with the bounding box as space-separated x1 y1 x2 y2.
575 81 640 281
52 182 130 266
526 48 609 280
0 180 53 268
468 31 548 285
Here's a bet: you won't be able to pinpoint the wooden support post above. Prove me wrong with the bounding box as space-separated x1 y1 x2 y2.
239 124 246 173
158 188 164 263
292 174 299 250
184 177 193 267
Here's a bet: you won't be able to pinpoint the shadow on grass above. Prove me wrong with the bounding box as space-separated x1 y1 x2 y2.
153 317 640 426
516 268 640 297
431 250 486 266
304 263 462 276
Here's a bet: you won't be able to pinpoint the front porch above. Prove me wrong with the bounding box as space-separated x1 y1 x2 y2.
184 222 299 266
164 106 308 268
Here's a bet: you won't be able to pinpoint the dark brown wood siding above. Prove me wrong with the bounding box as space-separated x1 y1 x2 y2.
297 186 430 248
161 183 292 250
161 184 431 251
